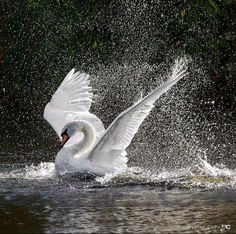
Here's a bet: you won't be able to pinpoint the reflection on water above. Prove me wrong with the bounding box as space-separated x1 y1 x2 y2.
0 194 47 233
0 171 235 233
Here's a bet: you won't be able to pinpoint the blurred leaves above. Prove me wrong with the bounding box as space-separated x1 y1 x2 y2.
208 0 219 12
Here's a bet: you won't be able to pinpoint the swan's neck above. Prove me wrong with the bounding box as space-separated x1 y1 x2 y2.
70 121 96 158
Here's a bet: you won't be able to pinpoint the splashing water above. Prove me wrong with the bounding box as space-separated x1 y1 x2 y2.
96 156 236 189
0 162 56 180
1 156 235 190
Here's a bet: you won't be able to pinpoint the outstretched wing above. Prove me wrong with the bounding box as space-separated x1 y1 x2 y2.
88 59 188 166
44 69 105 139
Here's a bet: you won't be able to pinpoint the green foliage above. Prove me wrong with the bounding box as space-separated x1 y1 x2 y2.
1 0 235 94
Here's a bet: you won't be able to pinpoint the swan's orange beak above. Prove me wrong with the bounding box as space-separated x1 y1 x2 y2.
60 133 70 148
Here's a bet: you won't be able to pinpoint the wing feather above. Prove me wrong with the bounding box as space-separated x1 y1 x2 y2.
88 59 188 164
44 69 105 138
50 70 92 112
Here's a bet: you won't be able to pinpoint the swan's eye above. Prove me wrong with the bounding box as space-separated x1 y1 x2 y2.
61 129 68 137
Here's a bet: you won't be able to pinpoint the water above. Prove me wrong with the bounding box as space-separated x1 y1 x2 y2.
1 156 236 233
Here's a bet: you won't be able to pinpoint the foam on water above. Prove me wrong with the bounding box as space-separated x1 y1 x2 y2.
0 156 235 190
0 162 56 180
97 156 236 189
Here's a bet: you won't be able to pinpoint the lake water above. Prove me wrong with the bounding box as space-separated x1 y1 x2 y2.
0 160 235 233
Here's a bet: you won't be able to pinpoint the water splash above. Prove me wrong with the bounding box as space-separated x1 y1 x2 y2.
96 156 236 189
0 162 56 180
0 155 235 190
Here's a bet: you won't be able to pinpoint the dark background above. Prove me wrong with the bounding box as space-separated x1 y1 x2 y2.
0 0 235 169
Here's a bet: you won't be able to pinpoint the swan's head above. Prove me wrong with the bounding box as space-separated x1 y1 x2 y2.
60 122 83 148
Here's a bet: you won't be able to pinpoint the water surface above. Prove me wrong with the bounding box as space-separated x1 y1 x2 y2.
0 161 235 233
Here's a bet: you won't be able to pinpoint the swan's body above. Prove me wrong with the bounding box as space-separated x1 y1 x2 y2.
44 59 188 175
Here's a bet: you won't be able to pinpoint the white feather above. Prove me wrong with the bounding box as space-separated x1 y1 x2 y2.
44 69 105 139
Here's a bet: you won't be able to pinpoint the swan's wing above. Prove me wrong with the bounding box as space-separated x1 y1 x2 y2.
88 59 188 165
44 69 105 138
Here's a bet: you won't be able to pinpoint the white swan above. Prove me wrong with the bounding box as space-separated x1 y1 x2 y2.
44 59 188 175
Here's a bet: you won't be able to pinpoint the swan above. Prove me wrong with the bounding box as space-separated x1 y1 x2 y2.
44 59 188 175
